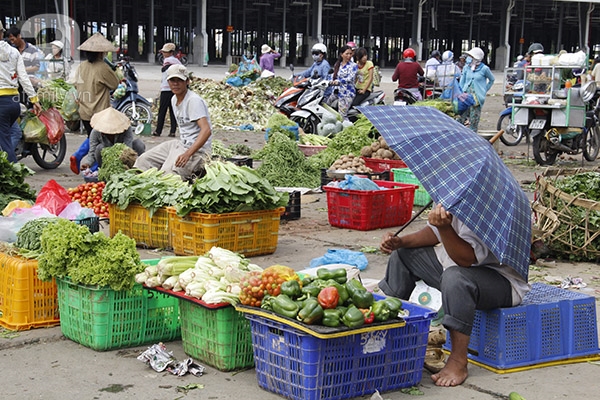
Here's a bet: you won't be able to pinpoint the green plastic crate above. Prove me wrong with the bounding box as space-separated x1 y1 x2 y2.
56 261 180 351
392 168 432 206
179 299 254 371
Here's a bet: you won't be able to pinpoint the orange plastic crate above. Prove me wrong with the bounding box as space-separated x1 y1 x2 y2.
323 181 417 231
109 203 170 249
0 253 60 331
168 207 285 257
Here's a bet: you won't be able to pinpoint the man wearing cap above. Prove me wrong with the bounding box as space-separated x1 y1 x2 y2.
80 107 145 170
0 21 42 163
259 44 280 74
134 64 212 180
153 43 181 137
45 40 69 80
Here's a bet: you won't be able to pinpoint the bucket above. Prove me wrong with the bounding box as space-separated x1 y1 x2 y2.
478 130 500 152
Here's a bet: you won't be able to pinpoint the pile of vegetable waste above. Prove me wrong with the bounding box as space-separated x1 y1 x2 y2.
0 152 37 211
137 247 263 305
37 218 143 291
253 132 321 188
175 161 289 216
187 76 291 130
102 168 192 217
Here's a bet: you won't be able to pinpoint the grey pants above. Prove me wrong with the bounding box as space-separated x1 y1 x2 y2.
378 247 512 336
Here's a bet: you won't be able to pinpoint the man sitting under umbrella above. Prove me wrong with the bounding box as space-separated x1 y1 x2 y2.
80 107 146 171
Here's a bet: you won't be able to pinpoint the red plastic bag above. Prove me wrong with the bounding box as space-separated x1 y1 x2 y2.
38 107 65 145
35 179 72 215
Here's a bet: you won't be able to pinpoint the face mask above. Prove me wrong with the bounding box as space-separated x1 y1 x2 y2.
466 56 473 64
312 54 321 62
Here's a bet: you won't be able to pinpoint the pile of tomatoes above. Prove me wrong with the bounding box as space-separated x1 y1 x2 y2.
67 181 110 218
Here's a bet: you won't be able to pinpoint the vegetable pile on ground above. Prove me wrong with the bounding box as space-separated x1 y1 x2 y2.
97 143 139 182
298 134 331 146
253 132 321 188
265 113 298 141
412 99 455 117
67 181 110 218
0 152 37 211
136 247 263 305
254 267 406 328
175 161 289 216
102 168 192 217
37 218 143 291
187 76 290 130
211 140 253 159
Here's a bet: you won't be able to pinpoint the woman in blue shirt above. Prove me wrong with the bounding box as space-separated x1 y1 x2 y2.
459 47 495 133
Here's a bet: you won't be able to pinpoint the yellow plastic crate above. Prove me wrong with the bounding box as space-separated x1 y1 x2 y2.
0 253 60 331
109 203 170 249
167 207 284 257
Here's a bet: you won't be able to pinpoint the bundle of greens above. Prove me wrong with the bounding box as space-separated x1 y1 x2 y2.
15 217 59 259
266 113 297 140
253 131 321 188
102 168 192 217
97 143 138 181
0 152 37 211
37 219 143 291
175 161 289 216
36 79 72 110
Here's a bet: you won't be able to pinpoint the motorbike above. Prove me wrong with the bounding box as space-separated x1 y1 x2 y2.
497 80 528 146
157 47 188 66
393 87 421 105
275 65 385 133
14 105 67 169
110 56 153 134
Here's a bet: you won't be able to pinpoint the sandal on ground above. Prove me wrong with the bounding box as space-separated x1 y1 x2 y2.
168 132 176 137
152 131 161 137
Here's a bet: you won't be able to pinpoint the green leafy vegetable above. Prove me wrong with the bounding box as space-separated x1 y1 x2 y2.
102 168 192 217
37 219 143 291
97 143 138 181
16 217 59 258
175 161 289 216
0 151 37 211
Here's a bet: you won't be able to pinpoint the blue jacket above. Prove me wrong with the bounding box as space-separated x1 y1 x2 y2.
300 59 331 79
460 63 495 106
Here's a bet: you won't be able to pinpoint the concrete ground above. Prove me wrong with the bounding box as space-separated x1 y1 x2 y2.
1 63 599 400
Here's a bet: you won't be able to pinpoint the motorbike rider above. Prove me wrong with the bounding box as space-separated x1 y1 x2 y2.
392 48 424 101
299 43 331 79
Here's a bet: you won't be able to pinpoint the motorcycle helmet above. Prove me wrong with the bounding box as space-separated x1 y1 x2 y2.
527 43 544 55
311 43 327 55
466 47 484 62
346 41 357 50
442 50 454 62
403 48 416 59
431 50 441 59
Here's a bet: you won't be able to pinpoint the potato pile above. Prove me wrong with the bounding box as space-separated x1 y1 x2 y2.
329 153 373 173
360 136 401 160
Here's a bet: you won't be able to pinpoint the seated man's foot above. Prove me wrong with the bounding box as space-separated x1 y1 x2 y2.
168 132 176 137
69 155 80 175
431 356 468 387
152 131 161 137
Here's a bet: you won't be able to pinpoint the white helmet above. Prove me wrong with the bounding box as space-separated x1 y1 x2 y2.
466 47 484 62
311 43 327 55
442 50 454 62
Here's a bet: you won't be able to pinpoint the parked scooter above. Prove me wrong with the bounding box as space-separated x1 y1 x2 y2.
497 80 528 146
110 56 153 133
274 65 311 117
13 105 66 169
393 87 421 105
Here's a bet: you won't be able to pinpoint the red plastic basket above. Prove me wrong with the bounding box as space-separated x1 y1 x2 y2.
361 157 407 173
323 180 417 231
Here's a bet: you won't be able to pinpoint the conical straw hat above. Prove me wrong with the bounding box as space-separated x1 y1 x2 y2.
77 32 117 52
90 108 131 134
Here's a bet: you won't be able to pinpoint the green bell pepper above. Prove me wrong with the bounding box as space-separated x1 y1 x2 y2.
351 289 374 309
301 275 315 287
342 305 365 328
272 294 300 319
301 281 322 298
260 294 275 311
297 298 324 325
317 268 348 284
382 297 403 316
280 280 302 299
322 308 343 327
345 279 367 297
372 300 391 322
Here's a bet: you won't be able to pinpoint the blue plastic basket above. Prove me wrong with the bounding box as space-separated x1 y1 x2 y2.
246 301 435 400
444 282 599 370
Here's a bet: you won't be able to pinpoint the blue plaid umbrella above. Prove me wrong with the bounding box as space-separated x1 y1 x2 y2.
359 105 531 281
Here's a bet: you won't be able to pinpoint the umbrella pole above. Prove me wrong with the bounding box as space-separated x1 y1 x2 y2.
393 130 505 237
